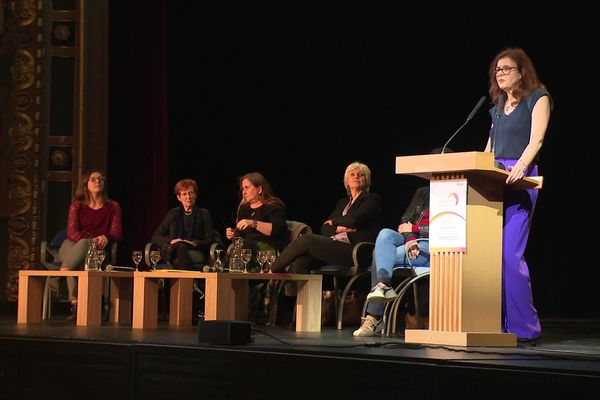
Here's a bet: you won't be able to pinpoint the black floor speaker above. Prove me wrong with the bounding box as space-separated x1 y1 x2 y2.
197 320 252 345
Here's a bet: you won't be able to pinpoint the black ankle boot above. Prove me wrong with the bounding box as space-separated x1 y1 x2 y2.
66 302 77 320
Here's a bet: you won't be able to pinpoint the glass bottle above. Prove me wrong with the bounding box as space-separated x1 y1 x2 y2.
84 239 99 271
228 237 244 272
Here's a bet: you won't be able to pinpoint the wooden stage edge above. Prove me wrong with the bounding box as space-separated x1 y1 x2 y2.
1 318 599 398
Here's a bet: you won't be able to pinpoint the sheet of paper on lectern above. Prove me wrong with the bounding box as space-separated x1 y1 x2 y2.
429 179 467 252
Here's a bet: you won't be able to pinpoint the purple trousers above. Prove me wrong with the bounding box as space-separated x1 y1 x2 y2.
498 158 541 340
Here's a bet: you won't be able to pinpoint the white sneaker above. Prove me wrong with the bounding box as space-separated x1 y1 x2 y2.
352 315 384 337
366 282 398 303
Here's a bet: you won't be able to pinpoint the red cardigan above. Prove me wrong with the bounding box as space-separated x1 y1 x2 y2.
66 200 122 244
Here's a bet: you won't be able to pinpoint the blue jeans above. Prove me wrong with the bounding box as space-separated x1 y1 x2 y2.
367 228 430 316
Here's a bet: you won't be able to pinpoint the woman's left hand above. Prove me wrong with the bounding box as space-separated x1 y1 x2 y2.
506 160 527 184
406 241 420 259
236 219 254 230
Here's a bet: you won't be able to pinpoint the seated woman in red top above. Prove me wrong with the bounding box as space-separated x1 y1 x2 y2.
55 169 122 314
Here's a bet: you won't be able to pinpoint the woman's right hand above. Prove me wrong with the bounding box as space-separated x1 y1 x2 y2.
94 235 108 250
225 227 235 240
398 222 412 234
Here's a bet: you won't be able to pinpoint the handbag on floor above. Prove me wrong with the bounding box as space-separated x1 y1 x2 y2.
342 289 366 327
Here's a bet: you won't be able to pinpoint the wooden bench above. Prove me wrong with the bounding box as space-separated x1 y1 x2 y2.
17 270 134 326
132 271 322 332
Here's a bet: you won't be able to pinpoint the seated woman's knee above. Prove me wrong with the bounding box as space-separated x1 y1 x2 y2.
171 241 188 252
376 228 397 242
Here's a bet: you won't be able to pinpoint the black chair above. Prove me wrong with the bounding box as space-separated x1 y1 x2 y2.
286 220 312 243
310 241 375 330
383 265 429 336
384 238 430 336
267 220 313 326
359 238 430 336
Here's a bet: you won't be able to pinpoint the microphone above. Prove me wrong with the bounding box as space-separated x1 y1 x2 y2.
441 96 487 154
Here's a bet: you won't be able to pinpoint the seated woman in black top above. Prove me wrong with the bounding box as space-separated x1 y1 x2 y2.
225 172 288 271
152 179 214 269
270 161 381 274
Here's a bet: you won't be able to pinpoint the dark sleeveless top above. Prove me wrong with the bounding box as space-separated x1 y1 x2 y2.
488 88 553 160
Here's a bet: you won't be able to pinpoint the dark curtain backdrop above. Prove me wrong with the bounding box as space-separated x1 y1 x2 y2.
109 1 598 318
109 0 169 257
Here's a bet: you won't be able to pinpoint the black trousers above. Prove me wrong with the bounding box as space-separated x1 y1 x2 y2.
270 234 354 273
167 242 204 268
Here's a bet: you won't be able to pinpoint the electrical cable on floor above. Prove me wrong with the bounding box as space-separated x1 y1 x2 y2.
252 328 371 348
252 329 600 361
381 341 600 361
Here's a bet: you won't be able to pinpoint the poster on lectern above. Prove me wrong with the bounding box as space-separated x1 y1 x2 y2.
429 179 467 252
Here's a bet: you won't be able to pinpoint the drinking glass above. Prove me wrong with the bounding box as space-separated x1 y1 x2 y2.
257 250 268 273
96 250 106 270
132 250 142 270
265 249 276 273
213 249 223 272
241 249 252 273
149 250 161 270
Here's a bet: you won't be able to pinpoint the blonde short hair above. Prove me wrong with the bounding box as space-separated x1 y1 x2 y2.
343 162 371 193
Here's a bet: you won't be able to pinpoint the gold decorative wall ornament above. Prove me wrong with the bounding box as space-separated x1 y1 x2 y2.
4 0 41 301
53 24 71 42
10 0 36 27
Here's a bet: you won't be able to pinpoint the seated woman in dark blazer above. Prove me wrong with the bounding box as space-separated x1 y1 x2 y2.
152 179 214 269
270 161 381 274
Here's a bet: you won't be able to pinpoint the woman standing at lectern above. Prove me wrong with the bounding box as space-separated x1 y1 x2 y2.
485 47 552 343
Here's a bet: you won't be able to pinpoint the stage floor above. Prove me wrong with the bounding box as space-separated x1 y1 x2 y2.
2 315 600 377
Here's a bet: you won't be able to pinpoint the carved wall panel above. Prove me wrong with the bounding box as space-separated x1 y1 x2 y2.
2 0 109 301
4 0 42 301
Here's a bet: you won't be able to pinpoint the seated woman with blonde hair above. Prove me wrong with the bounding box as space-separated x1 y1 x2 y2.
270 161 381 274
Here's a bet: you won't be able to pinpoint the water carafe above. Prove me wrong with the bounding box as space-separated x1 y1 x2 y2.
84 239 100 271
229 236 244 272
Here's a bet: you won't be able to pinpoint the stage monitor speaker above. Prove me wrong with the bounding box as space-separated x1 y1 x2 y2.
198 320 252 345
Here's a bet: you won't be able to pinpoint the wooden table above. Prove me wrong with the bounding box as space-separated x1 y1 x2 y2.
17 270 133 326
132 271 322 332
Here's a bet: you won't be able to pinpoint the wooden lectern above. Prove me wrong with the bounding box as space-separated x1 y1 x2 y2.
395 151 542 347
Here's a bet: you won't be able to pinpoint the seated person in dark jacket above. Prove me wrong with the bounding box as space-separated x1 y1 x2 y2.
270 161 382 274
152 179 214 269
225 172 288 271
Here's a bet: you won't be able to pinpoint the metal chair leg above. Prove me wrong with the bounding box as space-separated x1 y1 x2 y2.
384 273 430 336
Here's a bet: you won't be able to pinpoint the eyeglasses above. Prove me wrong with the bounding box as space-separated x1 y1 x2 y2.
178 191 196 198
494 65 519 75
89 176 105 182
